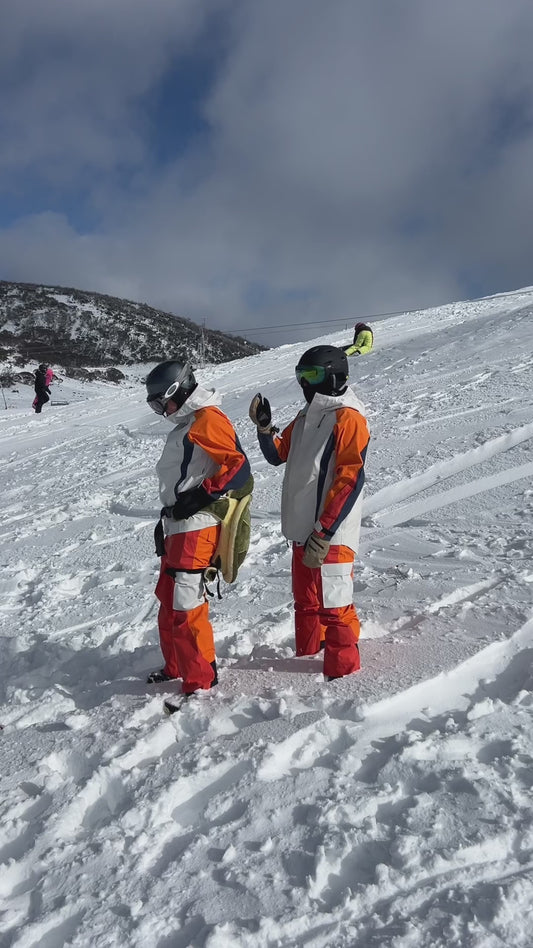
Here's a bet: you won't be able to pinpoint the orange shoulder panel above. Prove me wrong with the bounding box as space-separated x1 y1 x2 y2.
189 406 246 492
334 407 370 467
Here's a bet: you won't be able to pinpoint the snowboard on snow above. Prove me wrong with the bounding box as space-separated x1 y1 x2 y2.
163 696 190 716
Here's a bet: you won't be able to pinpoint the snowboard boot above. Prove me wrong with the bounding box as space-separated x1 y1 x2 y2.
146 669 178 684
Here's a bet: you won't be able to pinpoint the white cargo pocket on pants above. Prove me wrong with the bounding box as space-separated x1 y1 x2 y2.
320 562 353 609
172 571 206 611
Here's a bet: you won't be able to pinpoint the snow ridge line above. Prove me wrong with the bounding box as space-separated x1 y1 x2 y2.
365 421 533 517
361 615 533 731
376 460 533 528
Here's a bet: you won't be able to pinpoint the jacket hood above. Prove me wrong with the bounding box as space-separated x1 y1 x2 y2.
165 384 221 423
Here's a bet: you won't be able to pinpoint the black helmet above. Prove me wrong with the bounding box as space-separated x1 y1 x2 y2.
295 345 349 399
145 360 197 415
38 363 47 372
354 322 368 334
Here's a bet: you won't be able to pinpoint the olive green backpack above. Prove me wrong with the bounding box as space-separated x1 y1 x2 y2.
206 476 254 584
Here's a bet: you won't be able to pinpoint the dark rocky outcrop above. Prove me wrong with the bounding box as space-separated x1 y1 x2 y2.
0 281 265 382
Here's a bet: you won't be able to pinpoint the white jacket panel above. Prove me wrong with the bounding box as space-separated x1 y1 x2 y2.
156 386 222 535
280 388 368 551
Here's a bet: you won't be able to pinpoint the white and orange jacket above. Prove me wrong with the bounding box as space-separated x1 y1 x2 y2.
157 385 251 536
258 387 370 552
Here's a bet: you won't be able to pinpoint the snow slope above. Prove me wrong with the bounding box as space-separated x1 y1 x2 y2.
0 289 532 947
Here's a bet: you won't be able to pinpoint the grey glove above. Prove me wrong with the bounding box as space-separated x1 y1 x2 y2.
249 393 277 433
302 531 331 568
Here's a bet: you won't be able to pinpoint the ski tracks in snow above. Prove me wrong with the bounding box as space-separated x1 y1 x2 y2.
1 619 532 946
1 301 533 945
365 420 533 527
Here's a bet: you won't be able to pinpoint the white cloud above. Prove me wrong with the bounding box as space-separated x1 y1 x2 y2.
1 0 533 340
0 0 225 180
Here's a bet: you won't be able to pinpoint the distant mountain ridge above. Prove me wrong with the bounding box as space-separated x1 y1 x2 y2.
0 281 264 378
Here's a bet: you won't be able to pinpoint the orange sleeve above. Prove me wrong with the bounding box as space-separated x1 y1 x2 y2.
189 407 251 496
257 415 299 465
319 408 370 537
273 417 298 462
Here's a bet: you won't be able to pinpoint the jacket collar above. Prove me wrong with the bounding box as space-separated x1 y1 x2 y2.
166 385 221 424
303 386 366 418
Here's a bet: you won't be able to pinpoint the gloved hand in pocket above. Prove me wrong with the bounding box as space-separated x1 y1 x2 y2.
162 485 211 521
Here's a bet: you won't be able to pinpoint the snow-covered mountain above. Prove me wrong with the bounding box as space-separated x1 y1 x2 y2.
0 280 264 382
0 287 532 946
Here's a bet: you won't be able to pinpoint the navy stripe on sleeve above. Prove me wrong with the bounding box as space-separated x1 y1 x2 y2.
321 443 368 538
258 430 284 466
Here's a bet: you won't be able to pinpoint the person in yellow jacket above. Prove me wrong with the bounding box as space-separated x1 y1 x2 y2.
344 322 373 356
145 360 252 695
249 345 370 680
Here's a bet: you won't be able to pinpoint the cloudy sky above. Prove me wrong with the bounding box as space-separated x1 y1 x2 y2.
1 0 533 345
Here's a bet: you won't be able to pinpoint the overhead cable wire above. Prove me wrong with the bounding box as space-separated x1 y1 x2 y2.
222 306 415 336
220 285 533 336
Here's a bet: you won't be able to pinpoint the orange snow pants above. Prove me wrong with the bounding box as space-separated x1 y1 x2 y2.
292 542 361 678
155 526 220 692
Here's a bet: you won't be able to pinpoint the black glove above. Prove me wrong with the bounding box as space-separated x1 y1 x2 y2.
162 485 211 521
249 393 276 433
154 518 166 557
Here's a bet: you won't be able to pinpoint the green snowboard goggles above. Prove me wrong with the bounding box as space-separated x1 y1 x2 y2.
295 365 327 386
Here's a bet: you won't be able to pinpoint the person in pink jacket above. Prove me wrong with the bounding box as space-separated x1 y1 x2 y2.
32 364 52 413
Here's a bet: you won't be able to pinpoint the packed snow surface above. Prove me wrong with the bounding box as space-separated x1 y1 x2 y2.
0 290 532 947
